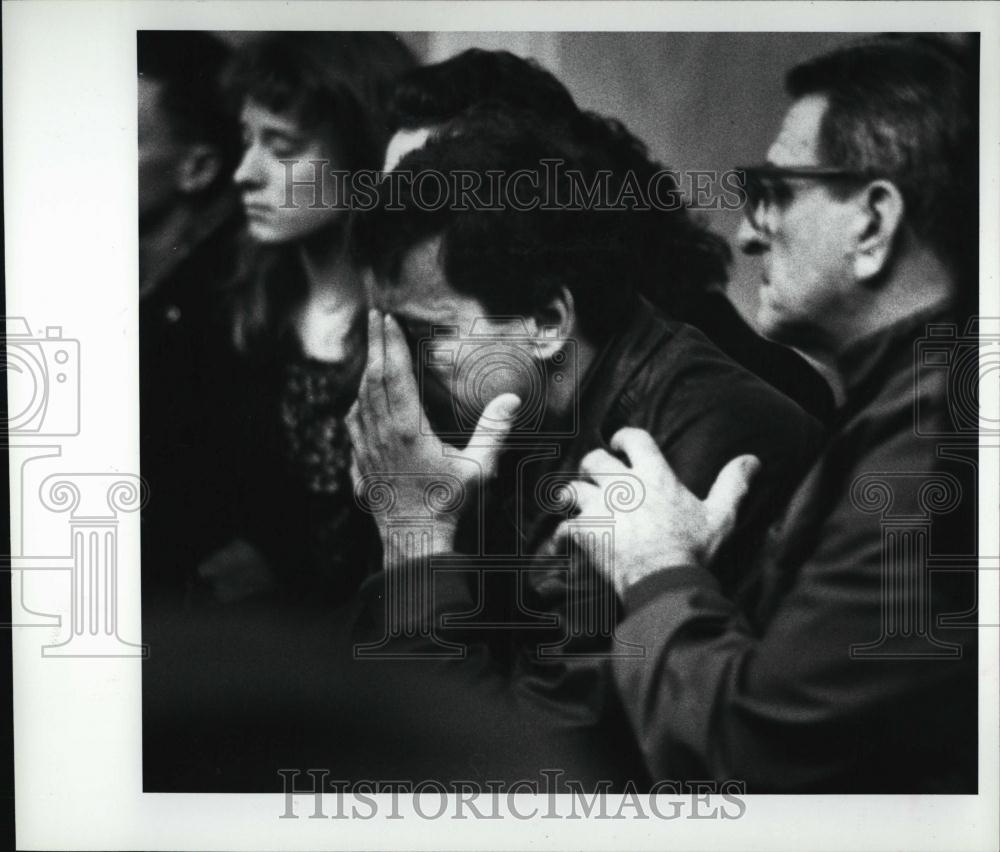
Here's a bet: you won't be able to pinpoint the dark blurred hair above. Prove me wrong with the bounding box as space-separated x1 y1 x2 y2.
227 32 416 354
786 34 978 294
375 48 730 325
137 30 240 180
354 105 730 342
567 112 731 312
388 48 580 131
227 31 416 172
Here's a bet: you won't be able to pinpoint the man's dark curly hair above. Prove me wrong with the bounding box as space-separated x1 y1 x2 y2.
362 49 731 330
388 48 581 132
354 104 731 342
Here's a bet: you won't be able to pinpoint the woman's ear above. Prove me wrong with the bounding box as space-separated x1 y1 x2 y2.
854 179 905 282
531 285 576 360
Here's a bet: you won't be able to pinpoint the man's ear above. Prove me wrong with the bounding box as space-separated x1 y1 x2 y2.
176 144 223 195
531 285 576 360
853 179 905 282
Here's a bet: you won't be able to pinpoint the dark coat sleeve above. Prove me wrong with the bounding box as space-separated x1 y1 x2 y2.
342 338 829 784
611 385 977 792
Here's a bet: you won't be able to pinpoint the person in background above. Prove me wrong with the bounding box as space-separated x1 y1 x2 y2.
138 31 245 604
194 32 416 607
381 48 836 422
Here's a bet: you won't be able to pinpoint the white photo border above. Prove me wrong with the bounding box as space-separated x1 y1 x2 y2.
5 1 999 850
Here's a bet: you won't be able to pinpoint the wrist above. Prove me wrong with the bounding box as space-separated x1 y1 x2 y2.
429 518 458 556
380 518 457 569
616 550 701 595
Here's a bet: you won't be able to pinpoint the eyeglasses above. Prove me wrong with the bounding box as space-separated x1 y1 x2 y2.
736 164 876 234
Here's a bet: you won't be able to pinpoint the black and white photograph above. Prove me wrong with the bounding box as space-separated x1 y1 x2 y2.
4 2 999 850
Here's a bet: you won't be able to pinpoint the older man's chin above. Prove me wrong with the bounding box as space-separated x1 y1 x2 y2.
754 294 783 341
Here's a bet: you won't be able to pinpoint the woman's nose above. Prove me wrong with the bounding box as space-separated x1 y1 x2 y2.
233 145 262 188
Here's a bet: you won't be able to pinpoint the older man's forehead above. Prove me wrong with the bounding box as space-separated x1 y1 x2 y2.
766 94 828 166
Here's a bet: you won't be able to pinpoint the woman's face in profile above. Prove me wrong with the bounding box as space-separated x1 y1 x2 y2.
234 99 347 244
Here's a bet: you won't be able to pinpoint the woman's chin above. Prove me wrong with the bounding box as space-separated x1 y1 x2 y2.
245 221 289 245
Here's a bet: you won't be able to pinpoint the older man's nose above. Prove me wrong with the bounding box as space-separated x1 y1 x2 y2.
737 215 767 256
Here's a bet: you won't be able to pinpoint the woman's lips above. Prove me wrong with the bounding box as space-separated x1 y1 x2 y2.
242 201 272 217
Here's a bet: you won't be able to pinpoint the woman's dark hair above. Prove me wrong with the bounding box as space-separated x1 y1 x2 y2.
228 31 416 171
226 32 416 353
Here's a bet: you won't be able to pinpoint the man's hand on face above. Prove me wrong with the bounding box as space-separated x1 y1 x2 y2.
346 310 521 559
552 427 760 597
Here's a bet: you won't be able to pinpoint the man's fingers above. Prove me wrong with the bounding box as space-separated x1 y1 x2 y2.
463 393 521 476
579 447 627 481
365 308 384 379
609 427 671 475
349 451 362 489
703 454 761 537
546 521 571 553
346 403 372 476
364 308 389 422
560 479 603 515
382 313 424 428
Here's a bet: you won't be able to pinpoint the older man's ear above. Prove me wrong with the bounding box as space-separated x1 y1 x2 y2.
853 179 905 282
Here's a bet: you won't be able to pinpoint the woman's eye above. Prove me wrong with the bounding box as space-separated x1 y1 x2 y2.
266 136 304 158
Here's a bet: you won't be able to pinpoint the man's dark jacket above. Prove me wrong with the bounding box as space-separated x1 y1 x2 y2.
614 301 978 792
341 296 825 785
139 193 247 602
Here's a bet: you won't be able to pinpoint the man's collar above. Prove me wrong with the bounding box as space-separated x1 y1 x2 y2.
564 294 678 445
835 297 957 402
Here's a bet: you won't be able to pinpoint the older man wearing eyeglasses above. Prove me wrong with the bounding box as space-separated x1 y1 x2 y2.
555 35 980 792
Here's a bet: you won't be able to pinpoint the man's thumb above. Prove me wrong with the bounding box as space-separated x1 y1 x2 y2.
704 454 761 532
465 393 522 473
